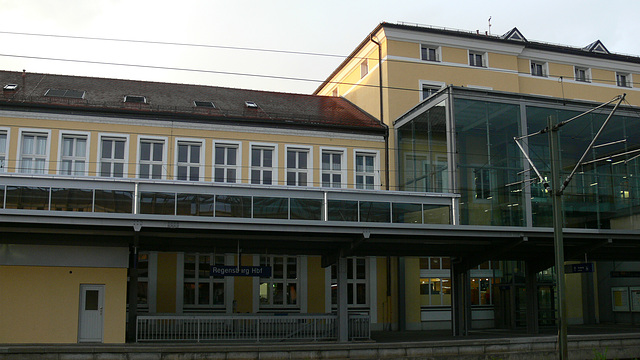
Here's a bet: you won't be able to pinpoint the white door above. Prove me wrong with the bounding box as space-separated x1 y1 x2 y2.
78 284 104 342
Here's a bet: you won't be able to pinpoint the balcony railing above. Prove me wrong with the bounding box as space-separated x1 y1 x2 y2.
0 174 457 226
136 314 370 342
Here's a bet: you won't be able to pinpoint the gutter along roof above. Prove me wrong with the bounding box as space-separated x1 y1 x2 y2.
0 70 384 135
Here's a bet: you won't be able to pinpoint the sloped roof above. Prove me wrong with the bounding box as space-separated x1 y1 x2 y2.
0 70 384 133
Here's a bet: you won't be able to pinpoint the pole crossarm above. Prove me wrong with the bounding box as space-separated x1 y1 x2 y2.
558 94 626 194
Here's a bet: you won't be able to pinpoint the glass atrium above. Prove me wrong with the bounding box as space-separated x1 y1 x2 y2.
396 87 640 229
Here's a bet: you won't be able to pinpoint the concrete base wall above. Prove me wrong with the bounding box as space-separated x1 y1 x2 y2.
1 333 639 360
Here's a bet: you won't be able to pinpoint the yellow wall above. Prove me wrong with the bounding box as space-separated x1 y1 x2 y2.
1 116 384 189
565 269 584 324
306 256 325 313
0 265 126 343
234 255 253 313
156 253 177 313
404 257 421 327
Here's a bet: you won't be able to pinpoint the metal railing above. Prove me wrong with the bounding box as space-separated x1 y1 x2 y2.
136 314 370 342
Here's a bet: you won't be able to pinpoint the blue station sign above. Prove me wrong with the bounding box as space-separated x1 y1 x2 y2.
565 263 594 274
210 265 272 277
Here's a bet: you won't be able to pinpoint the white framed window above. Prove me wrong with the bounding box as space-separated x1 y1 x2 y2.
214 141 241 183
286 146 311 186
176 139 204 181
530 61 547 77
419 257 452 306
259 255 299 308
99 135 128 178
138 137 166 179
59 132 89 176
321 148 345 188
360 59 369 79
420 44 440 62
250 143 276 185
331 257 368 307
19 130 49 174
354 151 379 190
574 66 590 82
468 51 486 67
183 253 226 309
419 80 445 101
616 72 632 87
0 128 8 172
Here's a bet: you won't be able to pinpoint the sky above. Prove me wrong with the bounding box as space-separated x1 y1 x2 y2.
1 0 639 95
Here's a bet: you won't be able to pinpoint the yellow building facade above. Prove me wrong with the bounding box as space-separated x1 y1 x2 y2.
316 23 640 332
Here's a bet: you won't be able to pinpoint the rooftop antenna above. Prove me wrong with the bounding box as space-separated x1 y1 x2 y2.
488 16 492 35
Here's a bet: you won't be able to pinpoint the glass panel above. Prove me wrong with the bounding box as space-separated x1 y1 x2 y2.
454 98 523 226
215 195 251 218
114 163 124 178
287 257 297 279
114 140 125 159
356 258 366 279
290 198 322 220
430 257 441 270
152 143 163 161
253 196 288 219
274 257 284 278
85 290 99 311
392 203 422 223
397 100 449 193
328 200 358 221
356 283 366 304
5 186 49 210
140 142 150 161
94 190 132 213
360 201 390 222
198 283 210 305
184 283 196 305
178 144 188 163
273 283 284 305
50 188 93 212
77 138 86 157
139 192 175 215
423 204 451 224
190 145 200 163
177 193 215 216
212 282 224 305
228 147 236 165
287 283 297 305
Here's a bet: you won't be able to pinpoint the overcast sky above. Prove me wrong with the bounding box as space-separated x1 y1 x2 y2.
1 0 639 94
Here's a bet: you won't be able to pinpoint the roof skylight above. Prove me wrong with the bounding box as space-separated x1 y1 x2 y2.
45 89 85 99
124 95 147 103
3 84 18 91
245 101 258 109
194 101 215 108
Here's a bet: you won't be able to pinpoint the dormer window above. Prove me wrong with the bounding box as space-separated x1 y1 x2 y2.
3 84 18 91
245 101 258 109
194 101 215 108
124 95 146 103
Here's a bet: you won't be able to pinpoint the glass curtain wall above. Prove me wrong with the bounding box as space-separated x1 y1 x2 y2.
397 89 640 229
526 107 640 229
397 100 450 194
453 98 524 226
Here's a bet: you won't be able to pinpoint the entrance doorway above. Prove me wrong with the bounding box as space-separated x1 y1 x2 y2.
78 284 104 342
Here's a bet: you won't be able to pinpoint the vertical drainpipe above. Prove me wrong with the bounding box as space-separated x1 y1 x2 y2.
371 34 396 330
